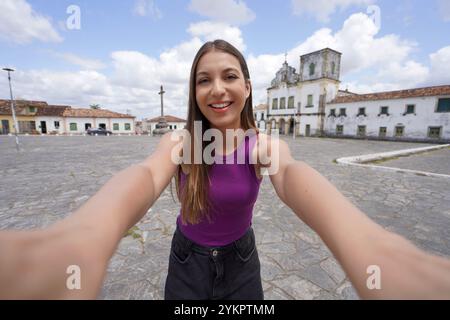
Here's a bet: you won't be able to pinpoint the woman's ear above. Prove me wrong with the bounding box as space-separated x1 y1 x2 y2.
245 80 251 99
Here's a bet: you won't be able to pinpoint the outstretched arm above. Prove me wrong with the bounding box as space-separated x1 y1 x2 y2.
0 132 180 299
266 136 450 299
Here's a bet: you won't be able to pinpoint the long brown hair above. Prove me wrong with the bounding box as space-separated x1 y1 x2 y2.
175 39 258 225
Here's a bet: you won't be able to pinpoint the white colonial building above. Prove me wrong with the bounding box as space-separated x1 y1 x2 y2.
326 87 450 141
144 115 186 134
253 104 267 132
35 104 70 134
0 99 135 135
266 48 450 142
62 108 135 135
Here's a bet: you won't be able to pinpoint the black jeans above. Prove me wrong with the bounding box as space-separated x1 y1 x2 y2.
164 226 264 300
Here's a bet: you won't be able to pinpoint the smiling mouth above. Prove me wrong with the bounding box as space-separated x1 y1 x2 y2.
208 102 233 109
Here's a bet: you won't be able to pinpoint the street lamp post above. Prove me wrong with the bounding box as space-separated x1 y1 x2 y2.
3 68 20 151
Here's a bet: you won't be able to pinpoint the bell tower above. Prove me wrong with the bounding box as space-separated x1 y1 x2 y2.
299 48 341 82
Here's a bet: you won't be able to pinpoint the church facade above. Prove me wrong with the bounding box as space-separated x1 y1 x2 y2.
266 48 450 142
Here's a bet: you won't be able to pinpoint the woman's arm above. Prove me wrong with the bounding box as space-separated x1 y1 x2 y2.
0 132 180 299
267 136 450 299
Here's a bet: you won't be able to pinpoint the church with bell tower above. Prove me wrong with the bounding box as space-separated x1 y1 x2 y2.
265 48 450 142
266 48 342 137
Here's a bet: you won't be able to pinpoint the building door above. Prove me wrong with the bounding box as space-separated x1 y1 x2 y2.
1 120 9 134
288 118 294 135
85 123 92 130
305 124 310 137
279 118 285 135
40 121 47 134
99 123 106 129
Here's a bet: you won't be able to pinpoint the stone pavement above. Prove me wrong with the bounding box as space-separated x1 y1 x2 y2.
1 135 449 299
371 146 450 176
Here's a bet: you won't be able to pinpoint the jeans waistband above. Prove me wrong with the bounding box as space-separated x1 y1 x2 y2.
174 225 254 256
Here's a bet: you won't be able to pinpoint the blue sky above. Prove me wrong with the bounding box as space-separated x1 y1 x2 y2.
0 0 449 119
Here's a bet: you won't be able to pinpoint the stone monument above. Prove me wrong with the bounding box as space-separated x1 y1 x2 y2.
152 85 171 135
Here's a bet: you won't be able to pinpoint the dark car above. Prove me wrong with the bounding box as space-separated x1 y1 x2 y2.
87 128 112 136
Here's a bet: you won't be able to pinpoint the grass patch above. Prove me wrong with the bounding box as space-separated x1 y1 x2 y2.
125 226 143 241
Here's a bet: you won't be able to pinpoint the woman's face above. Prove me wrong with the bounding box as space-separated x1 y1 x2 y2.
195 50 251 131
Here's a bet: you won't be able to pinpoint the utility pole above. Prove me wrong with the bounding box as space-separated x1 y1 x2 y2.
3 68 20 151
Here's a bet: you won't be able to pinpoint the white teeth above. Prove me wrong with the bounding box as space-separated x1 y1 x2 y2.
210 102 231 109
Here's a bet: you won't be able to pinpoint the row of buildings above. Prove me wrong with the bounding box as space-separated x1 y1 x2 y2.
261 48 450 142
1 48 449 142
0 100 136 135
0 100 188 135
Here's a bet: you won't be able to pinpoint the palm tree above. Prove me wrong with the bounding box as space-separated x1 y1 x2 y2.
90 104 100 110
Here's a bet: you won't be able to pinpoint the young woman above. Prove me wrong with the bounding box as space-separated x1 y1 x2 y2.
0 40 449 300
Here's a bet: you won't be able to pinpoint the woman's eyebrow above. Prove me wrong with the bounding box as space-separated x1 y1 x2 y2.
222 67 240 74
196 67 240 77
196 71 209 77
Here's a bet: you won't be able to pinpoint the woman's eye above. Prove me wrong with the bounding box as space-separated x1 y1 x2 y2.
198 78 209 84
226 74 238 80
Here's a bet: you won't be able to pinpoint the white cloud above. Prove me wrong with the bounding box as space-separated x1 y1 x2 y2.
133 0 162 19
0 36 207 119
292 0 373 22
0 0 62 44
1 12 443 120
188 0 255 25
187 21 246 52
0 21 247 120
246 12 428 103
428 45 450 85
438 0 450 22
52 52 106 70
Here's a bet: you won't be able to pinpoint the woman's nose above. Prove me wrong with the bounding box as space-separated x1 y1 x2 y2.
211 79 226 96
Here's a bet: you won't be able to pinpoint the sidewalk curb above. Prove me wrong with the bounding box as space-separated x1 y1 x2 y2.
336 144 450 179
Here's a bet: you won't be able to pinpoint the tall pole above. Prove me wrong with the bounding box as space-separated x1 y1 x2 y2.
3 68 20 151
158 85 165 117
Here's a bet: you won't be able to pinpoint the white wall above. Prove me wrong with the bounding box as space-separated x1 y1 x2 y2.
35 116 64 134
268 78 339 136
63 117 135 134
110 118 135 134
254 110 266 131
267 83 298 116
146 122 185 133
326 96 450 140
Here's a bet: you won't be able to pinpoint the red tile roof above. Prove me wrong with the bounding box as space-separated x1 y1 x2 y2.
36 105 71 116
63 108 134 118
0 99 49 116
0 99 133 118
146 115 186 122
329 85 450 104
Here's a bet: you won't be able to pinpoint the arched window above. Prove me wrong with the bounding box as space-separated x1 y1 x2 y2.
331 62 336 74
309 63 315 76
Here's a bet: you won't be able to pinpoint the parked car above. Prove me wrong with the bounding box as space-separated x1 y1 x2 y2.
87 128 112 136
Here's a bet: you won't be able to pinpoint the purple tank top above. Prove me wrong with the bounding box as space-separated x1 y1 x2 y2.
176 133 262 246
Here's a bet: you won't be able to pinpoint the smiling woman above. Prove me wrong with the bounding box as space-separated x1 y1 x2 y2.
195 53 251 125
0 39 450 300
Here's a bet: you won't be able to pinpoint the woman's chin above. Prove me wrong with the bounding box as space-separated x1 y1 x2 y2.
208 118 239 130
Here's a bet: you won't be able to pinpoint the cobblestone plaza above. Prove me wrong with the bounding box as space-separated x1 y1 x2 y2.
1 135 449 299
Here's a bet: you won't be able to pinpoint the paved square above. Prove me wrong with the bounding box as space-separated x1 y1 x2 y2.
1 135 449 299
